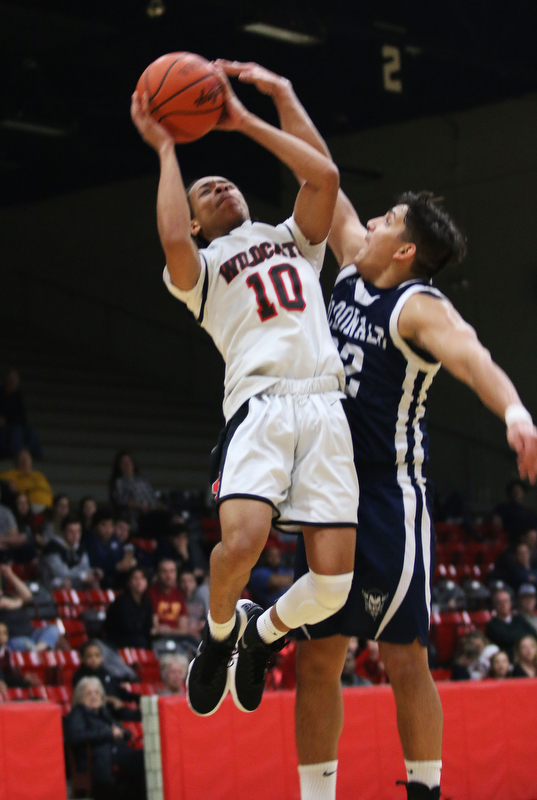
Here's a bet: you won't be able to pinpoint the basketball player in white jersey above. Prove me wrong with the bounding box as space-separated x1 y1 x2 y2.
219 60 537 800
130 68 359 717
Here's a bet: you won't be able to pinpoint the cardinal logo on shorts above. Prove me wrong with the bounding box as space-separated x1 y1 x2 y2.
362 589 389 620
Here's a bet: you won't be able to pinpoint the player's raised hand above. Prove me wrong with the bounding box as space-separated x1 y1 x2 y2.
507 421 537 484
211 64 250 131
215 59 291 98
130 90 174 151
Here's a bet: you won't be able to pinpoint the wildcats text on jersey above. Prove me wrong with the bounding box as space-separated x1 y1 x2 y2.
219 240 302 284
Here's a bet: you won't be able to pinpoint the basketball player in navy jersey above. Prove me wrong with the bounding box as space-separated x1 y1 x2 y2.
219 61 537 800
130 69 359 718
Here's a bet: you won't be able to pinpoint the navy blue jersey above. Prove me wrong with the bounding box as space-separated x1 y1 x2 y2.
328 265 444 470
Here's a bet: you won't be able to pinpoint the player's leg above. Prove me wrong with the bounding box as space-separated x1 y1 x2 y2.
380 639 442 800
187 497 272 717
295 635 349 800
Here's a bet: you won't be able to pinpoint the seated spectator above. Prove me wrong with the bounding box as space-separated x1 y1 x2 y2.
109 451 157 535
0 499 32 561
487 650 512 679
512 634 537 678
0 563 62 651
517 583 537 635
354 640 388 685
492 480 537 543
0 621 41 691
148 559 188 638
38 494 70 548
159 653 189 696
85 508 124 590
0 369 43 460
451 630 499 681
248 543 293 609
72 640 141 721
519 528 537 568
154 521 194 574
506 542 537 592
0 449 53 511
40 514 99 590
178 570 208 639
341 646 372 687
63 676 146 800
103 567 153 650
485 589 536 659
113 514 154 580
79 496 97 538
13 492 41 550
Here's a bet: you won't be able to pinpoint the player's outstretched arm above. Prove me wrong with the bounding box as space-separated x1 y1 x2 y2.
217 60 367 265
130 92 201 291
399 293 537 483
213 65 339 245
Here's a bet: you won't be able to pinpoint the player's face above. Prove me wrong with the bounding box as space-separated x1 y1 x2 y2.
189 176 250 242
354 204 411 280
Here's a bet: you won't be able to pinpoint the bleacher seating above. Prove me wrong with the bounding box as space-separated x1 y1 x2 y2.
118 649 160 683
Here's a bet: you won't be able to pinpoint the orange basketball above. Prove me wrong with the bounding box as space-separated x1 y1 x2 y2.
136 52 225 143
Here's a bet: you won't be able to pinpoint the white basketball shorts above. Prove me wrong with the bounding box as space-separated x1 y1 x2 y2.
212 380 359 529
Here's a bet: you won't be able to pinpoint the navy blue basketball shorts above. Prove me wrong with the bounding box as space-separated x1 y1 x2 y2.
294 464 435 646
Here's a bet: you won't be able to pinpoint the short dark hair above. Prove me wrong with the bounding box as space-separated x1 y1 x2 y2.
397 191 467 280
61 513 81 532
79 639 102 657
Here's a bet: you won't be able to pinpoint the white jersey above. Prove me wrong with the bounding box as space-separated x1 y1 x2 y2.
163 216 345 420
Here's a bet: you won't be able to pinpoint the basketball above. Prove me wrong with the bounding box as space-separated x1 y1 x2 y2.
136 52 225 143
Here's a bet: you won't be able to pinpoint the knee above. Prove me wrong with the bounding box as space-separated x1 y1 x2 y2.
213 532 265 575
309 569 353 614
296 639 347 687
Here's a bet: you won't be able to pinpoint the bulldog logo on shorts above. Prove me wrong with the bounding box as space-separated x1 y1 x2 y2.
362 589 389 620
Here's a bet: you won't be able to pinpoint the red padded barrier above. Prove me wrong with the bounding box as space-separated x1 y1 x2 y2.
0 702 67 800
158 679 537 800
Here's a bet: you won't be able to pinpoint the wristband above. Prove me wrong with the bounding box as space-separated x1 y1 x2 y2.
505 404 532 427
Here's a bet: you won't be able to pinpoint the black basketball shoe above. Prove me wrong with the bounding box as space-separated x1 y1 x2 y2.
396 781 442 800
231 602 287 713
186 611 242 717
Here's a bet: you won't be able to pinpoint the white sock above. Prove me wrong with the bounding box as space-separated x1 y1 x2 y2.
256 609 287 644
208 612 235 642
404 760 442 790
298 761 338 800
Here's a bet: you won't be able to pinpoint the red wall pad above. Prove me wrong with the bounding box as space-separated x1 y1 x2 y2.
158 679 537 800
0 702 67 800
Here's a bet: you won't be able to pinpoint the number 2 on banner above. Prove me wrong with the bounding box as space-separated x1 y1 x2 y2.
247 263 306 321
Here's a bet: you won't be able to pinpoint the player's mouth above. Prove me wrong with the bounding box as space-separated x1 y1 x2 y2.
217 194 235 208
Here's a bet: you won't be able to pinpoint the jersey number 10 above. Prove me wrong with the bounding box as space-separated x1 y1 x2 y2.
247 264 306 321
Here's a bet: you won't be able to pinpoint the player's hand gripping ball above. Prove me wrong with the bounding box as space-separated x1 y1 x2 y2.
136 52 225 143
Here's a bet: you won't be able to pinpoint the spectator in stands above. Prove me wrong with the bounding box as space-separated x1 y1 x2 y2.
485 589 536 659
354 640 388 685
178 570 208 639
79 496 97 538
517 583 537 635
511 634 537 678
148 559 188 639
0 499 32 561
109 451 157 535
0 563 62 651
451 630 499 681
113 514 154 580
72 640 141 721
154 521 193 573
341 646 372 687
85 508 124 590
248 543 294 609
13 492 41 543
63 676 146 800
41 514 99 590
492 480 537 543
519 528 537 568
0 369 43 460
103 567 153 650
487 650 512 679
0 449 53 511
0 621 41 691
159 653 189 696
504 542 537 593
39 494 70 547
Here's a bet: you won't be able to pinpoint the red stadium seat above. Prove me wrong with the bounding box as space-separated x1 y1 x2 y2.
30 685 73 714
9 652 48 683
122 721 144 749
430 611 472 665
435 523 465 544
1 687 32 701
122 682 162 696
131 538 158 553
119 649 160 683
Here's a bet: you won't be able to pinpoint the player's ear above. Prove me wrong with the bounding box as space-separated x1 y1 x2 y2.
395 242 416 262
190 218 202 237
